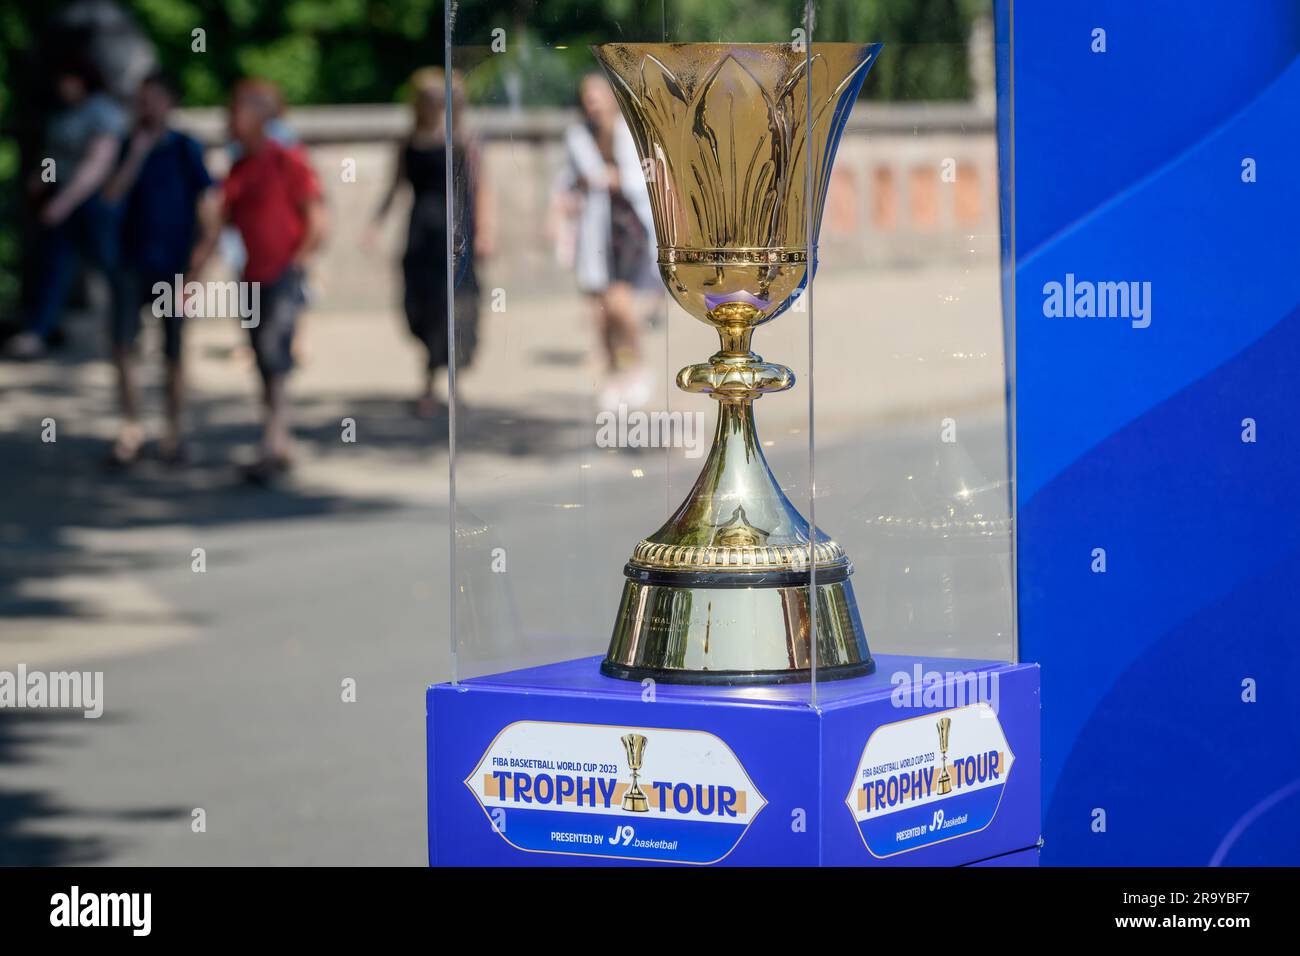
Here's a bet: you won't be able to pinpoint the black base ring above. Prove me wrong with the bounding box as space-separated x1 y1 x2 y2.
599 656 875 686
623 562 852 589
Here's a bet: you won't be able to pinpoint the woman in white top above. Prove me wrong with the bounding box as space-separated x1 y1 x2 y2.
553 74 655 408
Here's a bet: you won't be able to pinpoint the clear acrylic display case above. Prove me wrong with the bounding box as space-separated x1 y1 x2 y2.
443 0 1015 702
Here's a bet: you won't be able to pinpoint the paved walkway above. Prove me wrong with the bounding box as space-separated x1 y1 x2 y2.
0 261 1011 864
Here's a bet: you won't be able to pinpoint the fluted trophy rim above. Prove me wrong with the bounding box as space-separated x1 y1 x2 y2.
590 41 880 251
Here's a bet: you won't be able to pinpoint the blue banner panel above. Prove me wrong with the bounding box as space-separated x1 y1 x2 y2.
1001 0 1300 864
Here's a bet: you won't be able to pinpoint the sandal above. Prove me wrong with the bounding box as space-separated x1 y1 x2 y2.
104 430 144 471
240 455 293 487
157 439 192 468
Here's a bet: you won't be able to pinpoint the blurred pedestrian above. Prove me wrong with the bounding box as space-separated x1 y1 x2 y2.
6 52 125 358
101 70 220 467
190 78 327 484
369 67 493 418
219 88 300 282
552 72 655 410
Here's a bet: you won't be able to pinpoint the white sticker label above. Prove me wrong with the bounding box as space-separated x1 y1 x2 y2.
845 702 1015 858
467 721 766 864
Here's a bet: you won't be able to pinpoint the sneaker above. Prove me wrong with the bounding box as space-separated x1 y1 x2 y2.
597 377 623 413
621 365 654 408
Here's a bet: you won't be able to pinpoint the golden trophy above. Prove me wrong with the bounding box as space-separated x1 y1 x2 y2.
620 733 650 812
936 717 953 795
593 41 881 684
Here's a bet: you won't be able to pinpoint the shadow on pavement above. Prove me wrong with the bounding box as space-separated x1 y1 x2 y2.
0 368 579 627
0 316 584 864
0 711 189 866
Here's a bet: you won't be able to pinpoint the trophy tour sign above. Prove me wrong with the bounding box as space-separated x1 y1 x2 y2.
845 703 1015 858
466 721 766 864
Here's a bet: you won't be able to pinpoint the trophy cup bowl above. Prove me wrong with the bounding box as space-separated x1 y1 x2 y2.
620 733 649 812
592 42 882 685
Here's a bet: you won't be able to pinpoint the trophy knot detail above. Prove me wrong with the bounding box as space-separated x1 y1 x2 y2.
677 359 795 400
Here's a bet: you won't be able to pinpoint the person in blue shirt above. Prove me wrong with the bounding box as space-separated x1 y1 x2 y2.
102 70 219 466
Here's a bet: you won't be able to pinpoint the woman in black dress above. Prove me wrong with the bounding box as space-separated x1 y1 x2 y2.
372 68 493 416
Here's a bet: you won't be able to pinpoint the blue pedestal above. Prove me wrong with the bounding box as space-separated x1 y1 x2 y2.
428 654 1040 866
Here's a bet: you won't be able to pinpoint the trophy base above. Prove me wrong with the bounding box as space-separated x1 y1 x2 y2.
602 571 874 685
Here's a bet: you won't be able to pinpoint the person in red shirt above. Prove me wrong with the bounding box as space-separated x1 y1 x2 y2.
192 78 327 483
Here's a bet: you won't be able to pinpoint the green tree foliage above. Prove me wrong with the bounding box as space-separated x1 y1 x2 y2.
454 0 980 106
0 0 984 313
0 3 33 311
129 0 444 106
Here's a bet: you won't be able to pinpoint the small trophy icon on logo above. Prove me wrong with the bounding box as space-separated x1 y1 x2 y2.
620 733 649 813
936 717 953 796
